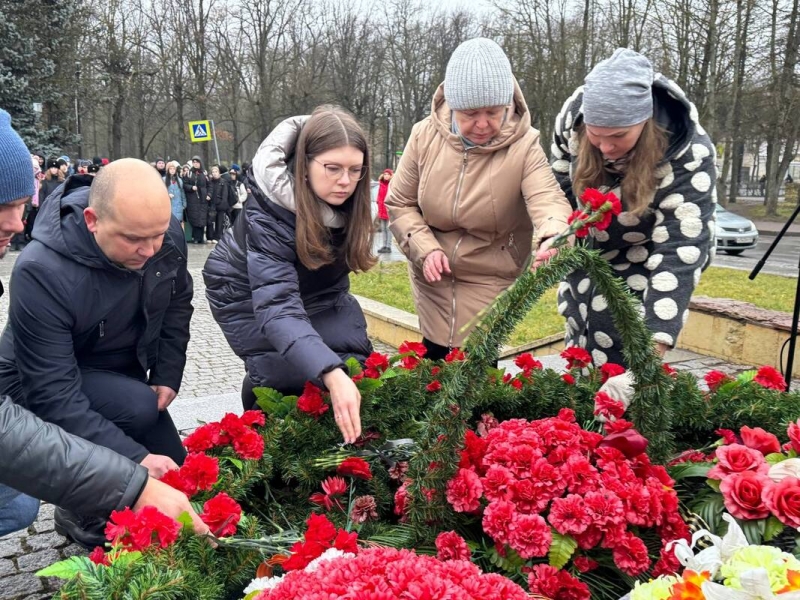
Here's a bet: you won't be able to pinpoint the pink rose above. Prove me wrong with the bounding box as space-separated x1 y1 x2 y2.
764 477 800 528
788 420 800 454
719 471 770 520
708 444 769 479
740 426 781 455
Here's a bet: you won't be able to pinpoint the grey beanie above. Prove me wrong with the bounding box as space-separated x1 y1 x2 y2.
444 38 514 111
583 48 654 127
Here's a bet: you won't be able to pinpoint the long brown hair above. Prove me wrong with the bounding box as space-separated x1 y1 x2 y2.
294 105 376 272
572 119 669 215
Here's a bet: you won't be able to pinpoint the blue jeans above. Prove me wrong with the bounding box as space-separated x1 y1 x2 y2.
0 484 39 537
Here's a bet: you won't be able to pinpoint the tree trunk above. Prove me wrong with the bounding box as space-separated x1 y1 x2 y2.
717 139 732 207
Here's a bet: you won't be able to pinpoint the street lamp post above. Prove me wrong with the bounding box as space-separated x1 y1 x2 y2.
75 61 83 158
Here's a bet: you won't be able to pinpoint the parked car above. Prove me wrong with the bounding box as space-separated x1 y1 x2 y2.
714 204 759 255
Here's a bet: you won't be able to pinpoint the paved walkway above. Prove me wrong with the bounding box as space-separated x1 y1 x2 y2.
0 242 797 599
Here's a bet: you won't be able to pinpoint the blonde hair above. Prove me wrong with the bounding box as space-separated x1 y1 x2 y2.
294 105 376 273
572 119 669 215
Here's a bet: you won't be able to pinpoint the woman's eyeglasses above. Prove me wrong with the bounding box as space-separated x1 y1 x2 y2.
312 159 367 181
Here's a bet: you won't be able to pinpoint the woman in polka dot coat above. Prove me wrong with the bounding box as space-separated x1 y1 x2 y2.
550 49 716 367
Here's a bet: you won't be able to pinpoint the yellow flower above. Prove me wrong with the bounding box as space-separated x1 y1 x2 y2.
631 576 680 600
721 546 800 592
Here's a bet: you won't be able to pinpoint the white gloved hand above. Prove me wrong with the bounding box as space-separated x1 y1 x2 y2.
595 371 636 422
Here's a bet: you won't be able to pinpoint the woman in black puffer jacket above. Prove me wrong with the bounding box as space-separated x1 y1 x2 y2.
203 105 376 444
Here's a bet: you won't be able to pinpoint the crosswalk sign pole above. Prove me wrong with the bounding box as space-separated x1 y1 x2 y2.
210 120 221 166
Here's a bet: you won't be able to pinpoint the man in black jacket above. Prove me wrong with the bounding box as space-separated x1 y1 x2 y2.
0 110 206 542
0 158 194 545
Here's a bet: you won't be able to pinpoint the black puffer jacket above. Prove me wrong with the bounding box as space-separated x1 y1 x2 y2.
0 175 193 462
203 116 372 393
0 396 148 517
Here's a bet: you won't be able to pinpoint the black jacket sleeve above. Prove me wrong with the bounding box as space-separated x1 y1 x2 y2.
9 261 150 461
246 210 345 383
0 396 148 516
149 225 193 392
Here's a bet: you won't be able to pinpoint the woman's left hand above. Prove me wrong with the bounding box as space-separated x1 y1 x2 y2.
532 237 559 270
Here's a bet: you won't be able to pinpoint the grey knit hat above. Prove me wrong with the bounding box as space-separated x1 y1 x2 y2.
444 38 514 111
583 48 654 127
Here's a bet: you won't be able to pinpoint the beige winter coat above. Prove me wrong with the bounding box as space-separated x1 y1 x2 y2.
387 82 573 347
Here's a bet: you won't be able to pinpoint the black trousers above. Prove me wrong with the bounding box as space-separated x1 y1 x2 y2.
191 223 205 243
79 369 186 464
422 338 452 362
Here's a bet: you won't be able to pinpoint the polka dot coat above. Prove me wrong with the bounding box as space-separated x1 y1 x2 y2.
550 75 717 367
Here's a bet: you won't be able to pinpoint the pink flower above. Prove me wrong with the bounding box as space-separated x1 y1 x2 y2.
740 426 781 455
310 476 347 511
446 468 483 513
764 477 800 528
573 556 599 573
708 444 769 479
349 495 378 524
789 420 800 454
548 494 592 536
435 531 471 561
482 500 515 545
508 513 551 559
612 533 650 576
599 429 648 459
720 470 770 520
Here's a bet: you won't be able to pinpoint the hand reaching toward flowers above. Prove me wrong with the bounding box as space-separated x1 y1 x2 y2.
133 477 210 537
323 368 362 444
532 237 560 270
595 371 635 422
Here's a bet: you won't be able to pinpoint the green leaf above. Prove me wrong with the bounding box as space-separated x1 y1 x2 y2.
764 515 786 542
35 555 91 579
355 377 383 392
766 453 788 465
548 532 578 569
245 592 262 600
254 387 284 414
670 462 713 479
697 493 725 533
110 550 141 569
346 357 363 376
737 370 757 384
380 368 400 380
177 511 195 530
739 518 765 545
224 456 244 470
486 545 525 574
706 478 721 492
717 380 741 394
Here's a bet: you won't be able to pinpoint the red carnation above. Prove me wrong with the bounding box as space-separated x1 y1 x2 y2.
593 391 626 420
446 468 483 513
337 457 373 480
704 370 731 391
789 419 800 454
445 348 466 362
365 352 390 373
600 363 625 383
715 428 738 445
426 380 442 392
398 340 427 357
754 365 786 390
332 528 359 553
180 452 220 493
232 427 265 460
573 556 599 573
183 422 224 453
159 468 194 496
612 532 650 576
567 210 591 238
508 513 551 559
310 476 348 511
514 353 543 373
562 373 576 385
240 410 266 427
435 531 471 561
548 494 592 535
561 346 592 369
296 382 329 419
200 492 242 537
88 546 110 566
105 506 181 551
604 419 634 434
662 363 677 377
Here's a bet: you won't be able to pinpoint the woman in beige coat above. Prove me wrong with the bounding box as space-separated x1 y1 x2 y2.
387 38 574 359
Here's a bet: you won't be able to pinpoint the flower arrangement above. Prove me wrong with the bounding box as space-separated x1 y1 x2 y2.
438 409 688 599
624 514 800 599
671 416 800 549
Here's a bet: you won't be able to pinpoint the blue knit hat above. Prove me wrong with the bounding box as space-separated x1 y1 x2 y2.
0 110 35 205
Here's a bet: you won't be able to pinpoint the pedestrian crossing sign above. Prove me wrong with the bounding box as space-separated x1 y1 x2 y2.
189 120 212 142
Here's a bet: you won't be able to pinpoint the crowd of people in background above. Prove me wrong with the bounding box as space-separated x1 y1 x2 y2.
14 153 251 252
